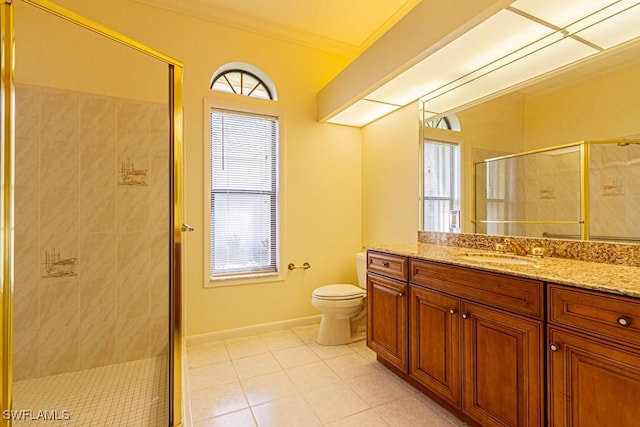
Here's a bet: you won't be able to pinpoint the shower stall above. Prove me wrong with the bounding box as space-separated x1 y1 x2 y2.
1 0 184 425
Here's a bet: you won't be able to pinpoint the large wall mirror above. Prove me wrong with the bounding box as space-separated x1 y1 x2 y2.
433 38 640 243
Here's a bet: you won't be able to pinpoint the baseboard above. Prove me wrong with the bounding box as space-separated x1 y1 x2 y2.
185 315 322 346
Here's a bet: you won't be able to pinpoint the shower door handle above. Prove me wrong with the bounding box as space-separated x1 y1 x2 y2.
181 224 195 232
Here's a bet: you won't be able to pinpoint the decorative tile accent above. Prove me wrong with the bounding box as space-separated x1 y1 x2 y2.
538 184 555 199
602 178 624 196
118 159 148 186
41 248 77 278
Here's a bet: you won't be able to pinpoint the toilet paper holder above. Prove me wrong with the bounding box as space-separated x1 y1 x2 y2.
288 262 311 270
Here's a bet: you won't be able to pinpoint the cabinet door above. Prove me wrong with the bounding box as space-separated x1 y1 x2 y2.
549 327 640 427
367 273 407 372
462 302 543 427
409 285 461 407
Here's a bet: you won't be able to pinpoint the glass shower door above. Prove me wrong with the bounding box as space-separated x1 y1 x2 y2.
6 1 183 425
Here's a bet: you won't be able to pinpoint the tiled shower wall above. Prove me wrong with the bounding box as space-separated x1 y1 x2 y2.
520 149 581 238
590 143 640 240
14 84 170 381
474 148 582 238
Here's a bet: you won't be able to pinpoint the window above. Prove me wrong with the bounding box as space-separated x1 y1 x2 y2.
209 62 278 100
207 63 279 281
210 110 279 277
211 70 273 100
425 116 452 130
423 140 461 232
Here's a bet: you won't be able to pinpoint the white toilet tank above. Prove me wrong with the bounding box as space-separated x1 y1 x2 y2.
355 252 367 289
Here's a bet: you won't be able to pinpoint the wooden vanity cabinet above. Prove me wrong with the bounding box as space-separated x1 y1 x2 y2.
548 285 640 427
409 259 544 427
366 252 408 373
368 250 640 426
409 285 461 406
461 301 543 427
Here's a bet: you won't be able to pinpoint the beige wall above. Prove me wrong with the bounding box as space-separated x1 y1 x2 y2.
18 0 362 336
361 104 420 246
524 61 640 149
360 94 528 245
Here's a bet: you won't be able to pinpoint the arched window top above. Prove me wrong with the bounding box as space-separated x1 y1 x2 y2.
210 62 277 100
425 114 461 132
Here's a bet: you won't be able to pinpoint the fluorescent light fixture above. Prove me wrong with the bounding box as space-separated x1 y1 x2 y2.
421 32 566 104
422 37 596 113
326 99 400 127
569 2 640 48
325 0 640 127
510 0 620 29
367 10 554 106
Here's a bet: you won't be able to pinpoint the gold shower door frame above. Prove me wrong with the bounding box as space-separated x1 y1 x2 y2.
471 139 640 241
0 0 185 425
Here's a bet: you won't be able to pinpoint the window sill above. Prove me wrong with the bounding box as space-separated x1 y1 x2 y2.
206 271 284 288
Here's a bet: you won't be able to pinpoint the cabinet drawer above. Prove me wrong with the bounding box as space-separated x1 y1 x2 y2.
549 284 640 348
367 251 408 281
410 259 544 320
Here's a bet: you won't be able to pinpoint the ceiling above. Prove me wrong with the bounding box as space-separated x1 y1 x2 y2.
133 0 421 57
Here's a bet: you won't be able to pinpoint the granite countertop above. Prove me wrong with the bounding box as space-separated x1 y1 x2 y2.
368 242 640 298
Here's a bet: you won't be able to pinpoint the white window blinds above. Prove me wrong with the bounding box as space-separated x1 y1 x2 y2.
423 140 460 232
210 109 279 276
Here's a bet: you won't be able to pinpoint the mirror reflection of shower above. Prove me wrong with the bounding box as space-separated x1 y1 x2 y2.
474 139 640 243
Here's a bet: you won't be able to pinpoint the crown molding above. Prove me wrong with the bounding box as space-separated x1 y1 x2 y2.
133 0 361 57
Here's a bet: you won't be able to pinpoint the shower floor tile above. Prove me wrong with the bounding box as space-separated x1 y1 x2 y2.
12 356 168 426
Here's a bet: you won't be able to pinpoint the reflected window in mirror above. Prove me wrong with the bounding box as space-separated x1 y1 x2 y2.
425 114 461 131
422 140 461 232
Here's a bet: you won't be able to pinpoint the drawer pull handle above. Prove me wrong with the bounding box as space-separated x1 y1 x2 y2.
617 316 631 327
382 262 389 267
397 292 404 297
462 313 469 319
550 343 561 352
449 308 456 315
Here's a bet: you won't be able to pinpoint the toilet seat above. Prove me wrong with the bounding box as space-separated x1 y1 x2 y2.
312 284 365 301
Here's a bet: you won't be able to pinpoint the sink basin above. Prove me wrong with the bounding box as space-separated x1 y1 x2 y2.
458 252 535 266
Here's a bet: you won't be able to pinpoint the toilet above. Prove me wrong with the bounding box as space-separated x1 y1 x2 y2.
312 252 367 345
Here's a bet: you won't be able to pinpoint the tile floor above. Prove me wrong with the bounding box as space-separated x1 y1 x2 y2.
12 356 168 426
186 324 466 427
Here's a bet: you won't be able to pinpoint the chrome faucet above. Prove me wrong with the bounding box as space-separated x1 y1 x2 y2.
503 238 528 256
